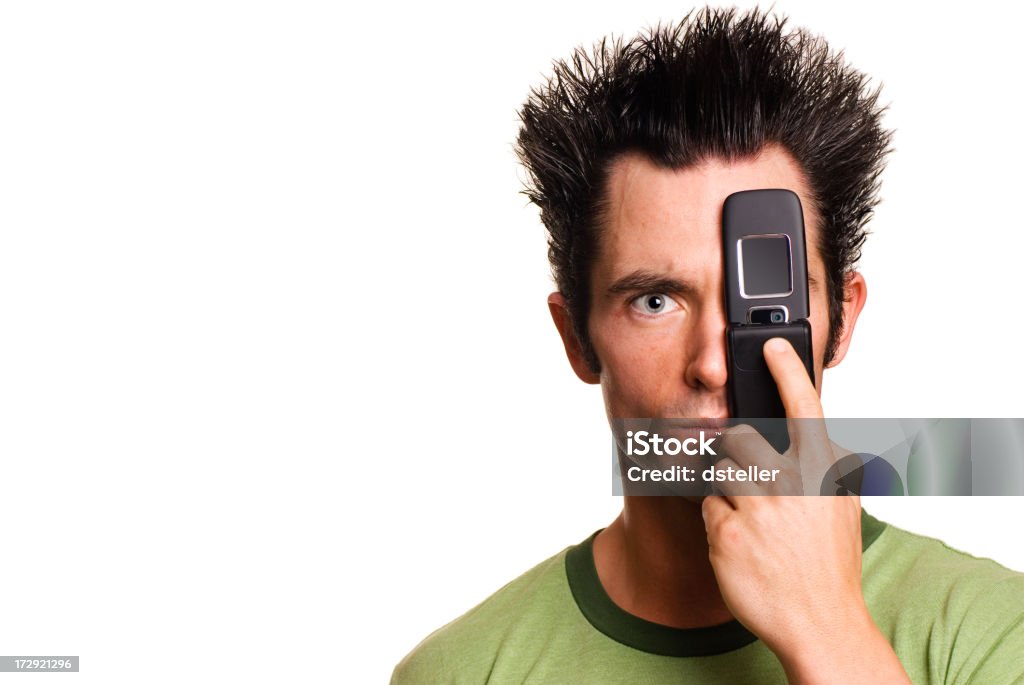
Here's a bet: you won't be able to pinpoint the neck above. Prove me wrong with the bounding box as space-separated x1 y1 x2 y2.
591 497 734 628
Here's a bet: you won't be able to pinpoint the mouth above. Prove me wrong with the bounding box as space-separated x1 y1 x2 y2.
649 416 731 430
641 417 731 446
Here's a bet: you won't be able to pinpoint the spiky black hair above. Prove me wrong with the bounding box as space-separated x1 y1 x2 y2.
516 7 892 371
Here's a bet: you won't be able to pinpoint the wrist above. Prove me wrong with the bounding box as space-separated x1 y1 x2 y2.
775 604 903 684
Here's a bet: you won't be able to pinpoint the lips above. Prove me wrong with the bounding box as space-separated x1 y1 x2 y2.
644 418 730 445
649 416 731 430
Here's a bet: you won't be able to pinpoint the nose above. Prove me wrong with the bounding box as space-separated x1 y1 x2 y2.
682 299 729 394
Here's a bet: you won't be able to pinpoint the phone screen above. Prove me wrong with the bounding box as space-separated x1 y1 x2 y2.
738 234 793 298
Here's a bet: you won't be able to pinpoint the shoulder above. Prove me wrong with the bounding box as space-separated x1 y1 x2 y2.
864 520 1024 603
864 518 1024 683
390 544 574 685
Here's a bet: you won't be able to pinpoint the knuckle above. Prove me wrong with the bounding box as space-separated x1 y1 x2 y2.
793 400 821 418
716 516 742 545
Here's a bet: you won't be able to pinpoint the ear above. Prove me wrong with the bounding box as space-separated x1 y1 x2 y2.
548 292 601 384
825 272 867 368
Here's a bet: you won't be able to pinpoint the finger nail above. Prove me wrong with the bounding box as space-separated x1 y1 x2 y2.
765 338 788 354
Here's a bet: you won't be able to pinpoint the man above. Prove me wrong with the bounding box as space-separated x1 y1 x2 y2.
392 8 1024 683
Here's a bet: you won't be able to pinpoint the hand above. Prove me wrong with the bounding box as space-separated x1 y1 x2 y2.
700 338 910 683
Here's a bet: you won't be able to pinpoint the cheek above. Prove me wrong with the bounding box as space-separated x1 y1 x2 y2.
590 315 683 415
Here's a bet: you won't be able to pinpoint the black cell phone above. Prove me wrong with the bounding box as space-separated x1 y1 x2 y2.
722 189 814 425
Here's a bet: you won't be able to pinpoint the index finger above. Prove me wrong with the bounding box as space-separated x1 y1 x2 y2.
763 337 829 459
762 337 821 419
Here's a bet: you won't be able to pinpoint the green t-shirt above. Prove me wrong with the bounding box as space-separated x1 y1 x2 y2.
392 511 1024 684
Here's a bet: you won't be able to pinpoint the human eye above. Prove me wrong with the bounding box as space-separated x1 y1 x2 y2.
628 292 680 318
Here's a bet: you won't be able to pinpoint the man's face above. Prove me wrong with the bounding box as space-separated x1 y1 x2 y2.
585 146 833 423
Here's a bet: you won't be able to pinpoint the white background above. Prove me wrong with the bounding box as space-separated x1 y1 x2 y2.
1 1 1022 683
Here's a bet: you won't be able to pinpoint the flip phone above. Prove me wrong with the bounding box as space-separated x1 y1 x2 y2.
723 189 814 421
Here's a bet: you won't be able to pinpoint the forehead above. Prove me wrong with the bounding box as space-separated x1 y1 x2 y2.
596 147 819 278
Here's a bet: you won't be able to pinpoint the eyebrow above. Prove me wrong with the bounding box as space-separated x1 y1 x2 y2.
607 270 700 298
607 269 822 296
